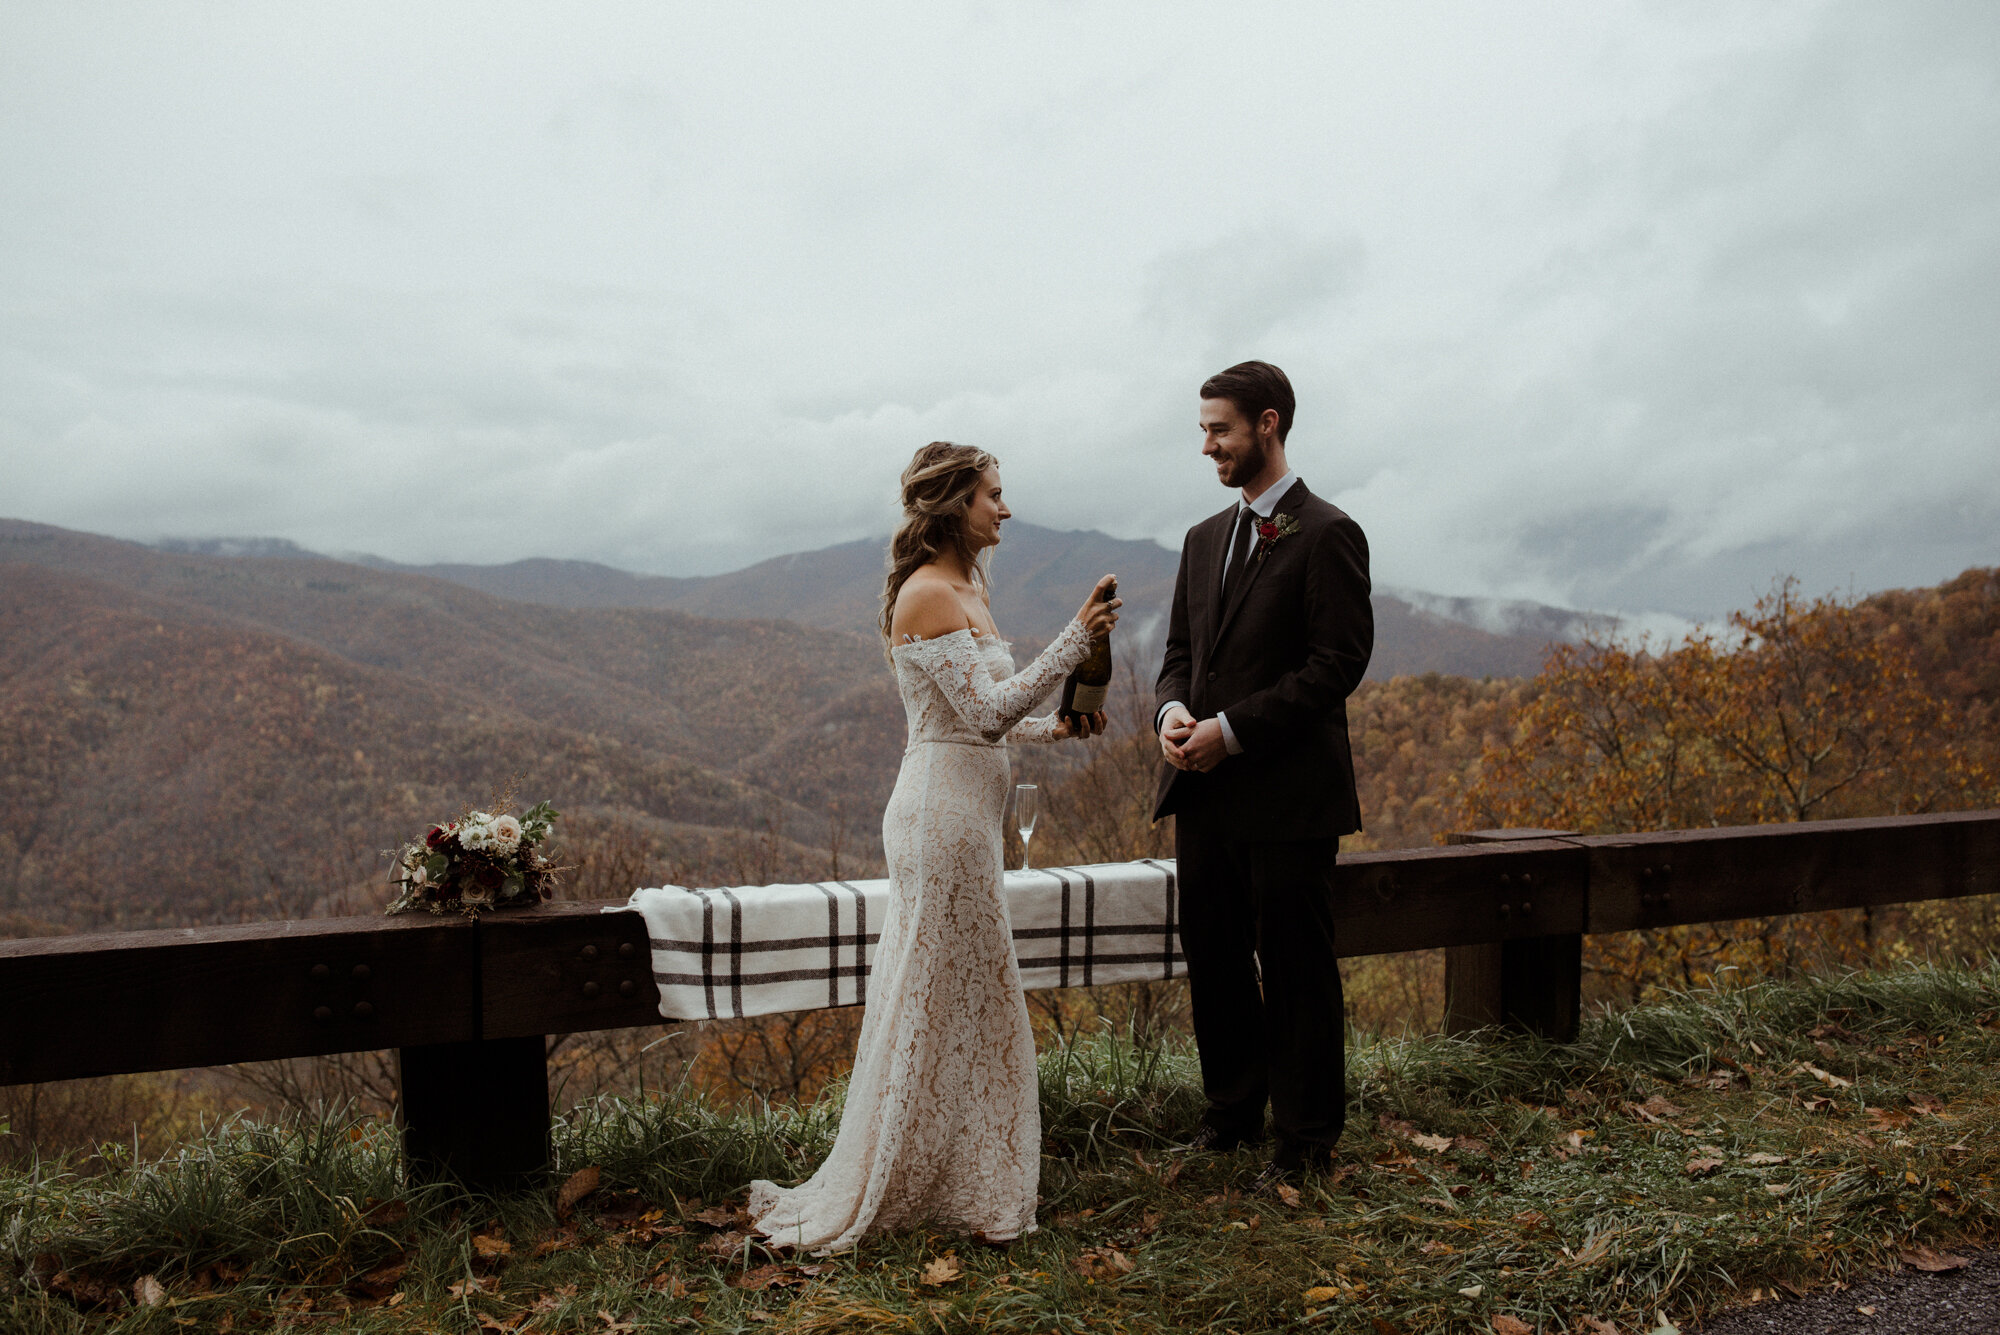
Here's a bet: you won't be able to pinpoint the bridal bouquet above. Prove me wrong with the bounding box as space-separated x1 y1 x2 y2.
385 800 562 917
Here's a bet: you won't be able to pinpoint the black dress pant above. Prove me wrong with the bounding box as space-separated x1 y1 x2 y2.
1175 813 1344 1167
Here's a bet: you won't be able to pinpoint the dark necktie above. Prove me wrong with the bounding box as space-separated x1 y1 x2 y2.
1220 506 1256 607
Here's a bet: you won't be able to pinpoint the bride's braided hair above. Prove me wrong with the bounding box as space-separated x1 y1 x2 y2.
880 441 998 654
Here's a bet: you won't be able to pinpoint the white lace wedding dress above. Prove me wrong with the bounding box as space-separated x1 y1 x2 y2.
747 618 1093 1254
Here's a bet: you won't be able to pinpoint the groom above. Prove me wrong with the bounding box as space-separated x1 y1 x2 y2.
1154 360 1373 1186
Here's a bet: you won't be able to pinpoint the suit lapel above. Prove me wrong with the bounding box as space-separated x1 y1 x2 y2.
1212 479 1307 649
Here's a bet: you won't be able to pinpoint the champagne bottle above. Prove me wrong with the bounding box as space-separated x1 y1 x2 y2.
1059 578 1116 723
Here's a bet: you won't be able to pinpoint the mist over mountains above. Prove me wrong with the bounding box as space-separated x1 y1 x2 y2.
163 523 1612 681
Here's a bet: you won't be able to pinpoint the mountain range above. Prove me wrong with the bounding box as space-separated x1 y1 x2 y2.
174 523 1597 680
1 516 1603 935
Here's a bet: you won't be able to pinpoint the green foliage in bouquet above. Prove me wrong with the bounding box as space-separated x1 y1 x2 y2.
385 799 562 916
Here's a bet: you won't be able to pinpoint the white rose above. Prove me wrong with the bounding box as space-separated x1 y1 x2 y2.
490 815 523 855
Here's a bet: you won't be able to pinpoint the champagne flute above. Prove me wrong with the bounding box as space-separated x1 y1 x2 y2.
1014 783 1039 871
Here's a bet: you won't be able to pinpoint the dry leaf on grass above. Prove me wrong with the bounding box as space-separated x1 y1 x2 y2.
447 1276 491 1299
691 1202 753 1230
1570 1231 1616 1266
1492 1316 1535 1335
1684 1157 1723 1176
1512 1210 1548 1232
1900 1246 1969 1272
363 1199 410 1228
555 1166 602 1220
920 1254 962 1286
1274 1182 1303 1208
1452 1135 1492 1156
1373 1320 1410 1335
1304 1286 1342 1304
347 1260 408 1300
729 1264 813 1291
1799 1062 1852 1089
1745 1152 1787 1165
133 1276 167 1308
472 1234 513 1260
1457 1283 1484 1297
1582 1318 1623 1335
700 1230 751 1262
1410 1132 1454 1153
1072 1248 1135 1282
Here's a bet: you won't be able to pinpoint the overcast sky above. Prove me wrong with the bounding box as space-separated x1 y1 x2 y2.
2 1 1994 619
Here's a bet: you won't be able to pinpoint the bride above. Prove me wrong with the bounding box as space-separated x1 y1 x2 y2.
747 441 1120 1254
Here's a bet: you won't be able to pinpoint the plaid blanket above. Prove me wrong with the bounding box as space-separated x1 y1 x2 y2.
610 860 1183 1021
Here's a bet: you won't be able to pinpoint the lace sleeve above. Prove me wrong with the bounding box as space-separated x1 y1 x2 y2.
1007 712 1064 744
903 620 1093 743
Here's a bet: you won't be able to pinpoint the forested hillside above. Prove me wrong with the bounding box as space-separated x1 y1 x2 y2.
0 521 904 933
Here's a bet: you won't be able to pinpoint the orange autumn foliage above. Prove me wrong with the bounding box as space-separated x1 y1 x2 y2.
1458 576 2000 1001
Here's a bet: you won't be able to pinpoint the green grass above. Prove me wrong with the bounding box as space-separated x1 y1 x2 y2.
5 961 1999 1333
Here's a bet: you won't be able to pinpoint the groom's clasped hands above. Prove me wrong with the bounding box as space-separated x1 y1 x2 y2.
1158 704 1225 773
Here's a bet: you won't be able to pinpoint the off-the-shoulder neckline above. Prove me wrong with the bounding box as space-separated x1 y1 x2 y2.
892 627 1009 653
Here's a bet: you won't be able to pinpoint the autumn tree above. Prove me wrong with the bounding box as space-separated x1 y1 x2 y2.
1460 577 2000 1000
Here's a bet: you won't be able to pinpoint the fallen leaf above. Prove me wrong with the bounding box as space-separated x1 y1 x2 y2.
700 1231 750 1261
1452 1135 1492 1156
534 1230 578 1258
1572 1231 1615 1266
1492 1317 1534 1335
1745 1152 1787 1165
363 1199 410 1228
1372 1320 1410 1335
447 1276 491 1299
555 1166 602 1220
1763 1182 1792 1196
1275 1182 1303 1208
472 1234 513 1260
1511 1209 1548 1232
921 1254 962 1286
1582 1320 1623 1335
691 1202 752 1230
1800 1062 1852 1089
1867 1106 1912 1131
1419 1195 1459 1212
348 1260 408 1300
134 1276 167 1308
1899 1246 1969 1273
1304 1286 1342 1304
1377 1114 1418 1139
1856 1306 1877 1316
1646 1315 1681 1335
1458 1283 1484 1297
597 1311 639 1334
1684 1157 1723 1176
1072 1248 1134 1281
729 1264 809 1291
1909 1092 1945 1114
1410 1132 1454 1154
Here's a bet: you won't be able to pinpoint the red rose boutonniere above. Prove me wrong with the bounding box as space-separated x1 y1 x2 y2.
1254 512 1301 562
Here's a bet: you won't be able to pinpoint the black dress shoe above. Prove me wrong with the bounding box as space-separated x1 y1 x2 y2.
1183 1123 1259 1154
1250 1161 1299 1196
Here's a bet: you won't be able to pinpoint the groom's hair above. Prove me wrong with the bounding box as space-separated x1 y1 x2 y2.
1201 361 1295 443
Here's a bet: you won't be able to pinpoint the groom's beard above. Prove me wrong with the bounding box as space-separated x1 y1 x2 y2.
1215 437 1273 489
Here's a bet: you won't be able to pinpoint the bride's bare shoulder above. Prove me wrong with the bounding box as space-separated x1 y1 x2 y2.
890 570 971 644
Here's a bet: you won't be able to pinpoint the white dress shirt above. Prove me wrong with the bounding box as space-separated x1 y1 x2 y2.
1159 470 1299 756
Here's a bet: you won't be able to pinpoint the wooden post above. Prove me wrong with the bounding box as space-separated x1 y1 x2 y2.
1443 829 1582 1041
397 1036 550 1189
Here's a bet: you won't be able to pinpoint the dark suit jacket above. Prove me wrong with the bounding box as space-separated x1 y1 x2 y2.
1152 479 1373 841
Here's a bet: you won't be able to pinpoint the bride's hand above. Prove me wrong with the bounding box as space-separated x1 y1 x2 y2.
1076 575 1121 639
1054 710 1108 740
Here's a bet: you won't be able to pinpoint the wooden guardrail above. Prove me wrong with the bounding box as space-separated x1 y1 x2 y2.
2 810 1994 1187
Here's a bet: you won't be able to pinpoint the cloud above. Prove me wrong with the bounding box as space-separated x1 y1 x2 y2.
0 1 1993 615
